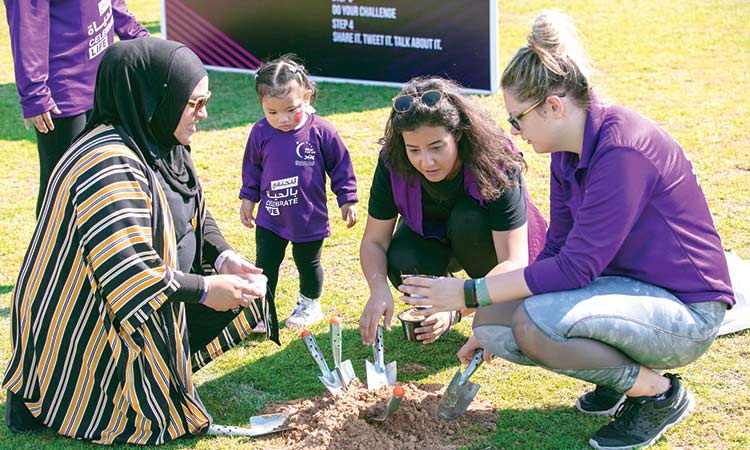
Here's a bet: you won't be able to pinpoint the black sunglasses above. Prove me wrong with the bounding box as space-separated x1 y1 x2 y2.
507 92 565 131
392 90 443 113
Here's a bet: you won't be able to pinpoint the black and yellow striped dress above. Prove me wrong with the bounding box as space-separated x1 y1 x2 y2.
4 125 261 444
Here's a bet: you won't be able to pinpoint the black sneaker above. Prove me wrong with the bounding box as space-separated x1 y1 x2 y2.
576 385 627 416
589 374 695 450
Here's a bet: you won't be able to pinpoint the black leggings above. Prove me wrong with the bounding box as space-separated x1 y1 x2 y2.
386 196 498 288
35 112 89 217
255 226 325 301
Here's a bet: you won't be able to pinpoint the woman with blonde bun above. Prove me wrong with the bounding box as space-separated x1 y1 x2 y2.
399 11 732 450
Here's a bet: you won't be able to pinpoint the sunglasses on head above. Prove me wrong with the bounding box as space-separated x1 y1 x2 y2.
392 90 443 113
187 91 212 116
507 92 565 131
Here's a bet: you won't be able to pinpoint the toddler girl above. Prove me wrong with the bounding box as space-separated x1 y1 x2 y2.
239 55 358 340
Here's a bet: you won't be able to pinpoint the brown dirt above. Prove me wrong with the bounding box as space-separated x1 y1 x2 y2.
258 381 498 450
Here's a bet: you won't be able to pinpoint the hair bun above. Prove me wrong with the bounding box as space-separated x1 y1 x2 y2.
525 10 590 81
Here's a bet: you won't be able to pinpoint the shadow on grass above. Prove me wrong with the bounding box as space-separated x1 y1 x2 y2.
0 401 206 450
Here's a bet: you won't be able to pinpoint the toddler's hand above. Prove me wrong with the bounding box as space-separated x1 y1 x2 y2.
341 202 358 228
240 199 256 229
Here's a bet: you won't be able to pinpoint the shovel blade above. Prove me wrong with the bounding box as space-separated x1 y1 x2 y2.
366 396 403 423
385 361 397 386
366 360 389 390
249 413 291 435
337 359 358 386
436 369 480 420
320 374 343 395
207 413 290 437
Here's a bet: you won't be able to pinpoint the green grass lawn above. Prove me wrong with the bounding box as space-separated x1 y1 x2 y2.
1 1 749 449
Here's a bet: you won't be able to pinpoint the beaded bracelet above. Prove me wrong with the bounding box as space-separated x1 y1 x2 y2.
463 279 478 308
475 277 491 307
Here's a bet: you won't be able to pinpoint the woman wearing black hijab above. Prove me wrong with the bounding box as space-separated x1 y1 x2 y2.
4 38 270 444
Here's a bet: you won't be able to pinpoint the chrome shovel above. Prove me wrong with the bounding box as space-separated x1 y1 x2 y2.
366 385 405 422
301 330 343 395
207 413 290 437
330 316 357 388
436 349 484 420
366 326 397 390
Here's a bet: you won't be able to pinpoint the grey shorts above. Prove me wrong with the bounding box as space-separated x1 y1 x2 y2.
522 276 726 368
474 276 727 386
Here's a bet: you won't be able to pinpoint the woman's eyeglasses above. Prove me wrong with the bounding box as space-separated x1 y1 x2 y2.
507 92 565 131
392 90 443 113
187 91 212 116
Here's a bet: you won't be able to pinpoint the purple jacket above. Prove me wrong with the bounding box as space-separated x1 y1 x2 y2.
389 160 548 263
239 115 358 242
524 95 734 307
4 0 148 118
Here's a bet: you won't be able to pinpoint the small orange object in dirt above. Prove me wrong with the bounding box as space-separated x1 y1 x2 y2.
300 330 311 338
330 315 342 325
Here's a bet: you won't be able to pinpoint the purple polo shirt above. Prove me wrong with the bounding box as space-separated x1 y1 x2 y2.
5 0 148 118
239 114 359 242
524 96 734 307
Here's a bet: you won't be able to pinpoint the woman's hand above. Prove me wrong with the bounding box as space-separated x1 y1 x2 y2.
399 276 465 316
218 252 263 283
457 335 493 365
414 311 454 344
202 274 267 312
25 105 61 133
359 284 394 345
240 199 257 229
341 202 358 228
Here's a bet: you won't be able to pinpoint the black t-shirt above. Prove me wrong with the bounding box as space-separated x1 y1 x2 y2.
368 158 527 232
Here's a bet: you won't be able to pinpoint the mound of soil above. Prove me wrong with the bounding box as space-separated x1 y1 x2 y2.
259 381 498 450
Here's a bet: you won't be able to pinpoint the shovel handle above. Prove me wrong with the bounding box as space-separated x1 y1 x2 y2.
330 319 342 367
301 331 332 376
384 394 403 417
373 326 386 369
458 349 484 386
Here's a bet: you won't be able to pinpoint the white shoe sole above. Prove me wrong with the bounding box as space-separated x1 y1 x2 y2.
251 321 266 334
285 313 324 328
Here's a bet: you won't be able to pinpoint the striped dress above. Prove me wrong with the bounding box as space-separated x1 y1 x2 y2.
3 125 263 444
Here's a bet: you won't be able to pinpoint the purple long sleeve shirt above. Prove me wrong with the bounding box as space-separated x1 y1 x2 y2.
4 0 149 118
239 114 359 242
524 96 734 307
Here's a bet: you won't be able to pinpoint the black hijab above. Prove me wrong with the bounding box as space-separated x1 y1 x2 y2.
83 37 207 198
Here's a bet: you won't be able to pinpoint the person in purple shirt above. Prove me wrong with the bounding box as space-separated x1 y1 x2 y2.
358 76 547 347
4 0 148 216
400 11 733 450
240 55 358 340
